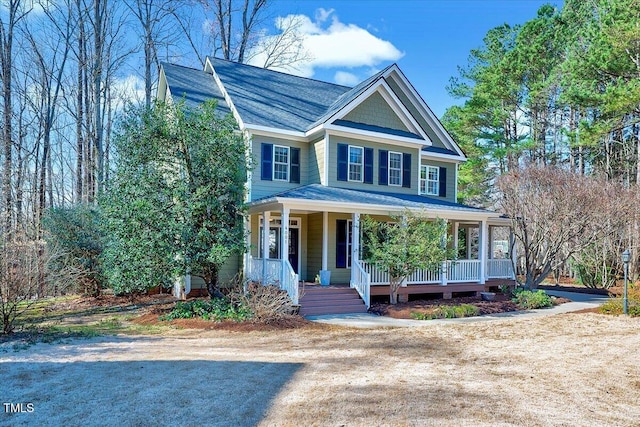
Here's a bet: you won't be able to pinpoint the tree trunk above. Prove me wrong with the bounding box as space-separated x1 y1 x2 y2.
205 265 224 299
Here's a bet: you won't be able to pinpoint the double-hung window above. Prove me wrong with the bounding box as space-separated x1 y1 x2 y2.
273 145 289 181
348 146 364 182
420 165 439 195
388 151 402 186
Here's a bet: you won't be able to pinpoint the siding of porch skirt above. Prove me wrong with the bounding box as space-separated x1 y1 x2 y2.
420 159 457 203
385 79 452 153
327 135 419 194
308 138 324 185
250 137 309 201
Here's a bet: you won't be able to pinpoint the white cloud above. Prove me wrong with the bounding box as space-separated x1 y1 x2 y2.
110 75 146 107
334 71 359 86
250 9 404 80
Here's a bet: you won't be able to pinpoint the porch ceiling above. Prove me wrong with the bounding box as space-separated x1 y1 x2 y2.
248 184 505 221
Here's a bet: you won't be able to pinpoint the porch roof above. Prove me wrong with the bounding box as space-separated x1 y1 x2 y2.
249 184 505 220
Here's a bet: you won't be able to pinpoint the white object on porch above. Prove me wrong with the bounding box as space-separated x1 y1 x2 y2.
247 256 299 304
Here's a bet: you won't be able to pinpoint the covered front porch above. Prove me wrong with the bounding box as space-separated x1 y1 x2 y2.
244 185 515 307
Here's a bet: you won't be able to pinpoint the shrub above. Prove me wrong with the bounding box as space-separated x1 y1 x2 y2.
512 289 554 309
161 298 252 322
598 296 640 317
410 304 480 320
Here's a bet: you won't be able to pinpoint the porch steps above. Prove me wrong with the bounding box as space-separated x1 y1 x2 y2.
298 285 368 316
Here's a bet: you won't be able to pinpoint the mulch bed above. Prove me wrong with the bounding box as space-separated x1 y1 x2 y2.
370 293 572 319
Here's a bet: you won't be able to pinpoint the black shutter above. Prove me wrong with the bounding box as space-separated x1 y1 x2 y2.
364 147 374 184
439 166 447 197
337 143 348 181
290 147 300 183
336 219 347 268
261 143 273 181
378 150 388 185
402 153 411 188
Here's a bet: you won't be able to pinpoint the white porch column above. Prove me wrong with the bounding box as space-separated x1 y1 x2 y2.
452 221 459 254
488 225 494 260
351 212 360 284
322 211 328 271
479 220 488 284
441 219 449 286
281 207 290 285
262 211 270 284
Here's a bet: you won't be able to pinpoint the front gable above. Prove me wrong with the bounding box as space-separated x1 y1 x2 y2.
342 91 410 134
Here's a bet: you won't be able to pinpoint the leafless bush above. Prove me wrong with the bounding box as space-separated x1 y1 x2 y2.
0 238 83 334
241 282 296 323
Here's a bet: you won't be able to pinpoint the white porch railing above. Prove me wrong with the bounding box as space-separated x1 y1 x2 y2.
247 256 299 304
351 260 371 308
361 259 510 285
487 259 515 279
447 260 481 282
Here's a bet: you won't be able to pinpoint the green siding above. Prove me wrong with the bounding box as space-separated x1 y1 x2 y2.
327 135 420 195
386 79 450 152
309 139 327 185
420 159 457 203
250 136 309 201
306 213 323 282
343 92 409 132
308 138 323 185
189 255 241 290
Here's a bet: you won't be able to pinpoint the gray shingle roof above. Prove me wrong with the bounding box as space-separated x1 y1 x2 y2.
208 57 351 131
251 184 490 214
161 62 231 117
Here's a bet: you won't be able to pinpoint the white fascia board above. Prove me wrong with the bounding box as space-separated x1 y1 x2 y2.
323 125 428 149
249 197 504 221
386 68 466 159
243 123 307 140
157 67 168 101
421 151 467 162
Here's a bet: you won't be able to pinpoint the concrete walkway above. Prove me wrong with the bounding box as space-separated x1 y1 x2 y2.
306 290 610 328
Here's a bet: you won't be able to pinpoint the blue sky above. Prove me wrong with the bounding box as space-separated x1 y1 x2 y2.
259 0 564 118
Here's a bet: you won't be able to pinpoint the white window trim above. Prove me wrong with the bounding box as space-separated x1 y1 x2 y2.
348 145 364 183
388 151 403 187
420 164 439 196
273 145 290 182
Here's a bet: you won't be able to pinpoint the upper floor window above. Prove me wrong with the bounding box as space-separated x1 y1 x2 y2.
260 143 300 183
273 145 289 181
348 146 364 182
420 165 439 195
337 143 373 184
388 151 402 186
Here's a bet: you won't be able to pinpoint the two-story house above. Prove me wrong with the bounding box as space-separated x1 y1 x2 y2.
158 57 514 311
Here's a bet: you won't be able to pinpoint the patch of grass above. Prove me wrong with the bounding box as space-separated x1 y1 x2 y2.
410 304 480 320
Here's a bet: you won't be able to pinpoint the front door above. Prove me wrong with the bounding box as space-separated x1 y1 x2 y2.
288 228 299 274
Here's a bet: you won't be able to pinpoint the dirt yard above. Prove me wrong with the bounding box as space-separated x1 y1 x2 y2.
2 309 640 426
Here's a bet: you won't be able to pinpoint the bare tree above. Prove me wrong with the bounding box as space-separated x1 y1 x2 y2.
497 166 634 289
